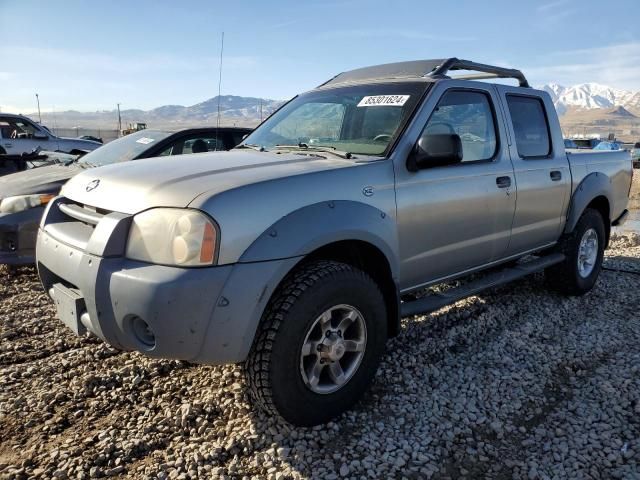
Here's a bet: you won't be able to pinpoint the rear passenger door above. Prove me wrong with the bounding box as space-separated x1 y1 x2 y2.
496 88 571 255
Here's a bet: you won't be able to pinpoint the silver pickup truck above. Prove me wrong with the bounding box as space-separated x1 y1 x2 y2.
0 113 101 155
36 58 633 426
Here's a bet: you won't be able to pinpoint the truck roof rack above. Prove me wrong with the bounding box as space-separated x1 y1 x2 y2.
427 58 530 88
320 58 530 88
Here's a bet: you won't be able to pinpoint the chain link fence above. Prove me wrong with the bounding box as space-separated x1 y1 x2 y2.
48 127 120 144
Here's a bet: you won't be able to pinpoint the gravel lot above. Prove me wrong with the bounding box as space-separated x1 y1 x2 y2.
1 188 639 479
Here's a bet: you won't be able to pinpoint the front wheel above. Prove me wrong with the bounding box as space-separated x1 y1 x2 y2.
545 208 606 295
245 260 387 426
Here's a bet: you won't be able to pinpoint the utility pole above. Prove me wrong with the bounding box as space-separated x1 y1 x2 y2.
260 99 263 123
35 93 42 124
215 32 224 147
117 103 122 136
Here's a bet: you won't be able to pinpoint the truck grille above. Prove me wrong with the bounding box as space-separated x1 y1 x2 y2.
43 199 121 251
57 201 114 226
59 202 105 225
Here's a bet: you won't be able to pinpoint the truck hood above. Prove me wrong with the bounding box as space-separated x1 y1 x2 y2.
62 150 358 214
0 163 85 198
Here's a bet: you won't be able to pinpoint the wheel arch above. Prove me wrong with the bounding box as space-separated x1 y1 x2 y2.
239 200 401 338
585 195 611 248
302 240 401 337
564 173 612 247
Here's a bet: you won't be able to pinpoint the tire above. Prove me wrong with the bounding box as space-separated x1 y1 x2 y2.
0 147 6 155
545 208 605 295
245 260 387 426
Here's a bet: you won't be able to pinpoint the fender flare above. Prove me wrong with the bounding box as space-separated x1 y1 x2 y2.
239 200 400 279
564 172 612 234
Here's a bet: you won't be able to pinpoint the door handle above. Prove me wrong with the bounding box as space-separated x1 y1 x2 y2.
4 143 12 148
496 176 511 189
550 170 562 181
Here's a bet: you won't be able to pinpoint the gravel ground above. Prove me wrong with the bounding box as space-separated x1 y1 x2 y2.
628 168 640 210
1 236 639 479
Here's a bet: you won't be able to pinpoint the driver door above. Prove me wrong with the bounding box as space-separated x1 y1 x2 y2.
393 82 516 291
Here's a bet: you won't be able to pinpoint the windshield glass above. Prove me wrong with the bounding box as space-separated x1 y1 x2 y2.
79 130 172 166
241 82 428 156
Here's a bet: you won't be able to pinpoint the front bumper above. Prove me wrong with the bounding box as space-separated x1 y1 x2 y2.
0 206 45 265
37 214 301 364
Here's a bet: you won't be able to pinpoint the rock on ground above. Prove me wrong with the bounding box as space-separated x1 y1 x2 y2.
1 237 639 479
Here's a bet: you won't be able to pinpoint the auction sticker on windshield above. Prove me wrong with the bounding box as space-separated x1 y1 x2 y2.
136 137 155 145
357 95 410 107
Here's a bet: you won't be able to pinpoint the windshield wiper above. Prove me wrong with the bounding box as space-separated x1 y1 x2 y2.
273 143 352 159
236 143 267 152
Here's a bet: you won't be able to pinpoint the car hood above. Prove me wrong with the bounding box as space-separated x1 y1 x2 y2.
62 150 359 214
59 137 102 145
0 163 85 198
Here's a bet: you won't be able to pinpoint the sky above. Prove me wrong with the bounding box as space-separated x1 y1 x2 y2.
1 0 639 113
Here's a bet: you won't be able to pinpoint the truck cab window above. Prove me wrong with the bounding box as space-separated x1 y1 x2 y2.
420 90 497 163
507 96 551 158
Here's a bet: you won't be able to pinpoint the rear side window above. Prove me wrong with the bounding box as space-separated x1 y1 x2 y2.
507 96 551 158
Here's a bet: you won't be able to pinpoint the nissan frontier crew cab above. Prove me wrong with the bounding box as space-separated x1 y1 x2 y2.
36 59 633 426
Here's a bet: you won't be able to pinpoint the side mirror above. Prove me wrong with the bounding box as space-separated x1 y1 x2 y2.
407 134 463 171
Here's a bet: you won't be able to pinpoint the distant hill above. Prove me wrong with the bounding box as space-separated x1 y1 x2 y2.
541 83 640 116
32 95 285 130
21 84 640 142
540 83 640 141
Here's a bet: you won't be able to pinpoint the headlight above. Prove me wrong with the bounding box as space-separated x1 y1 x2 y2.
126 208 218 266
0 194 55 214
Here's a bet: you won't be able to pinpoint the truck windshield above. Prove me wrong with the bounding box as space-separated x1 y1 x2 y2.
79 130 172 167
241 82 428 156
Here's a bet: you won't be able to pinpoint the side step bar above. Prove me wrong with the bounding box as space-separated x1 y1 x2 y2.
400 253 565 318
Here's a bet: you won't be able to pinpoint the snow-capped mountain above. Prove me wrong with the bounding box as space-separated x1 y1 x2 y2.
541 83 640 115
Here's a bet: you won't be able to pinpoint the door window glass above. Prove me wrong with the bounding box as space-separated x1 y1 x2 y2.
420 90 498 162
0 117 40 139
156 145 174 156
506 96 551 158
182 136 225 154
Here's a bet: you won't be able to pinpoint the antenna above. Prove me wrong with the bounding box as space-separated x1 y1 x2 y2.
51 106 58 135
215 32 224 148
117 103 122 137
35 93 42 124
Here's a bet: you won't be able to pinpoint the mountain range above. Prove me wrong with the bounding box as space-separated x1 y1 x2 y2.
539 83 640 140
35 95 285 131
541 83 640 116
29 83 640 141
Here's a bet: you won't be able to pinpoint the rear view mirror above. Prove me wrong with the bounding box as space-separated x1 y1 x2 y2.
407 134 463 171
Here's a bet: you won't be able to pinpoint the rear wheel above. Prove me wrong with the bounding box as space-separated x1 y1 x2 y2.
0 147 6 155
245 260 387 426
545 208 605 295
